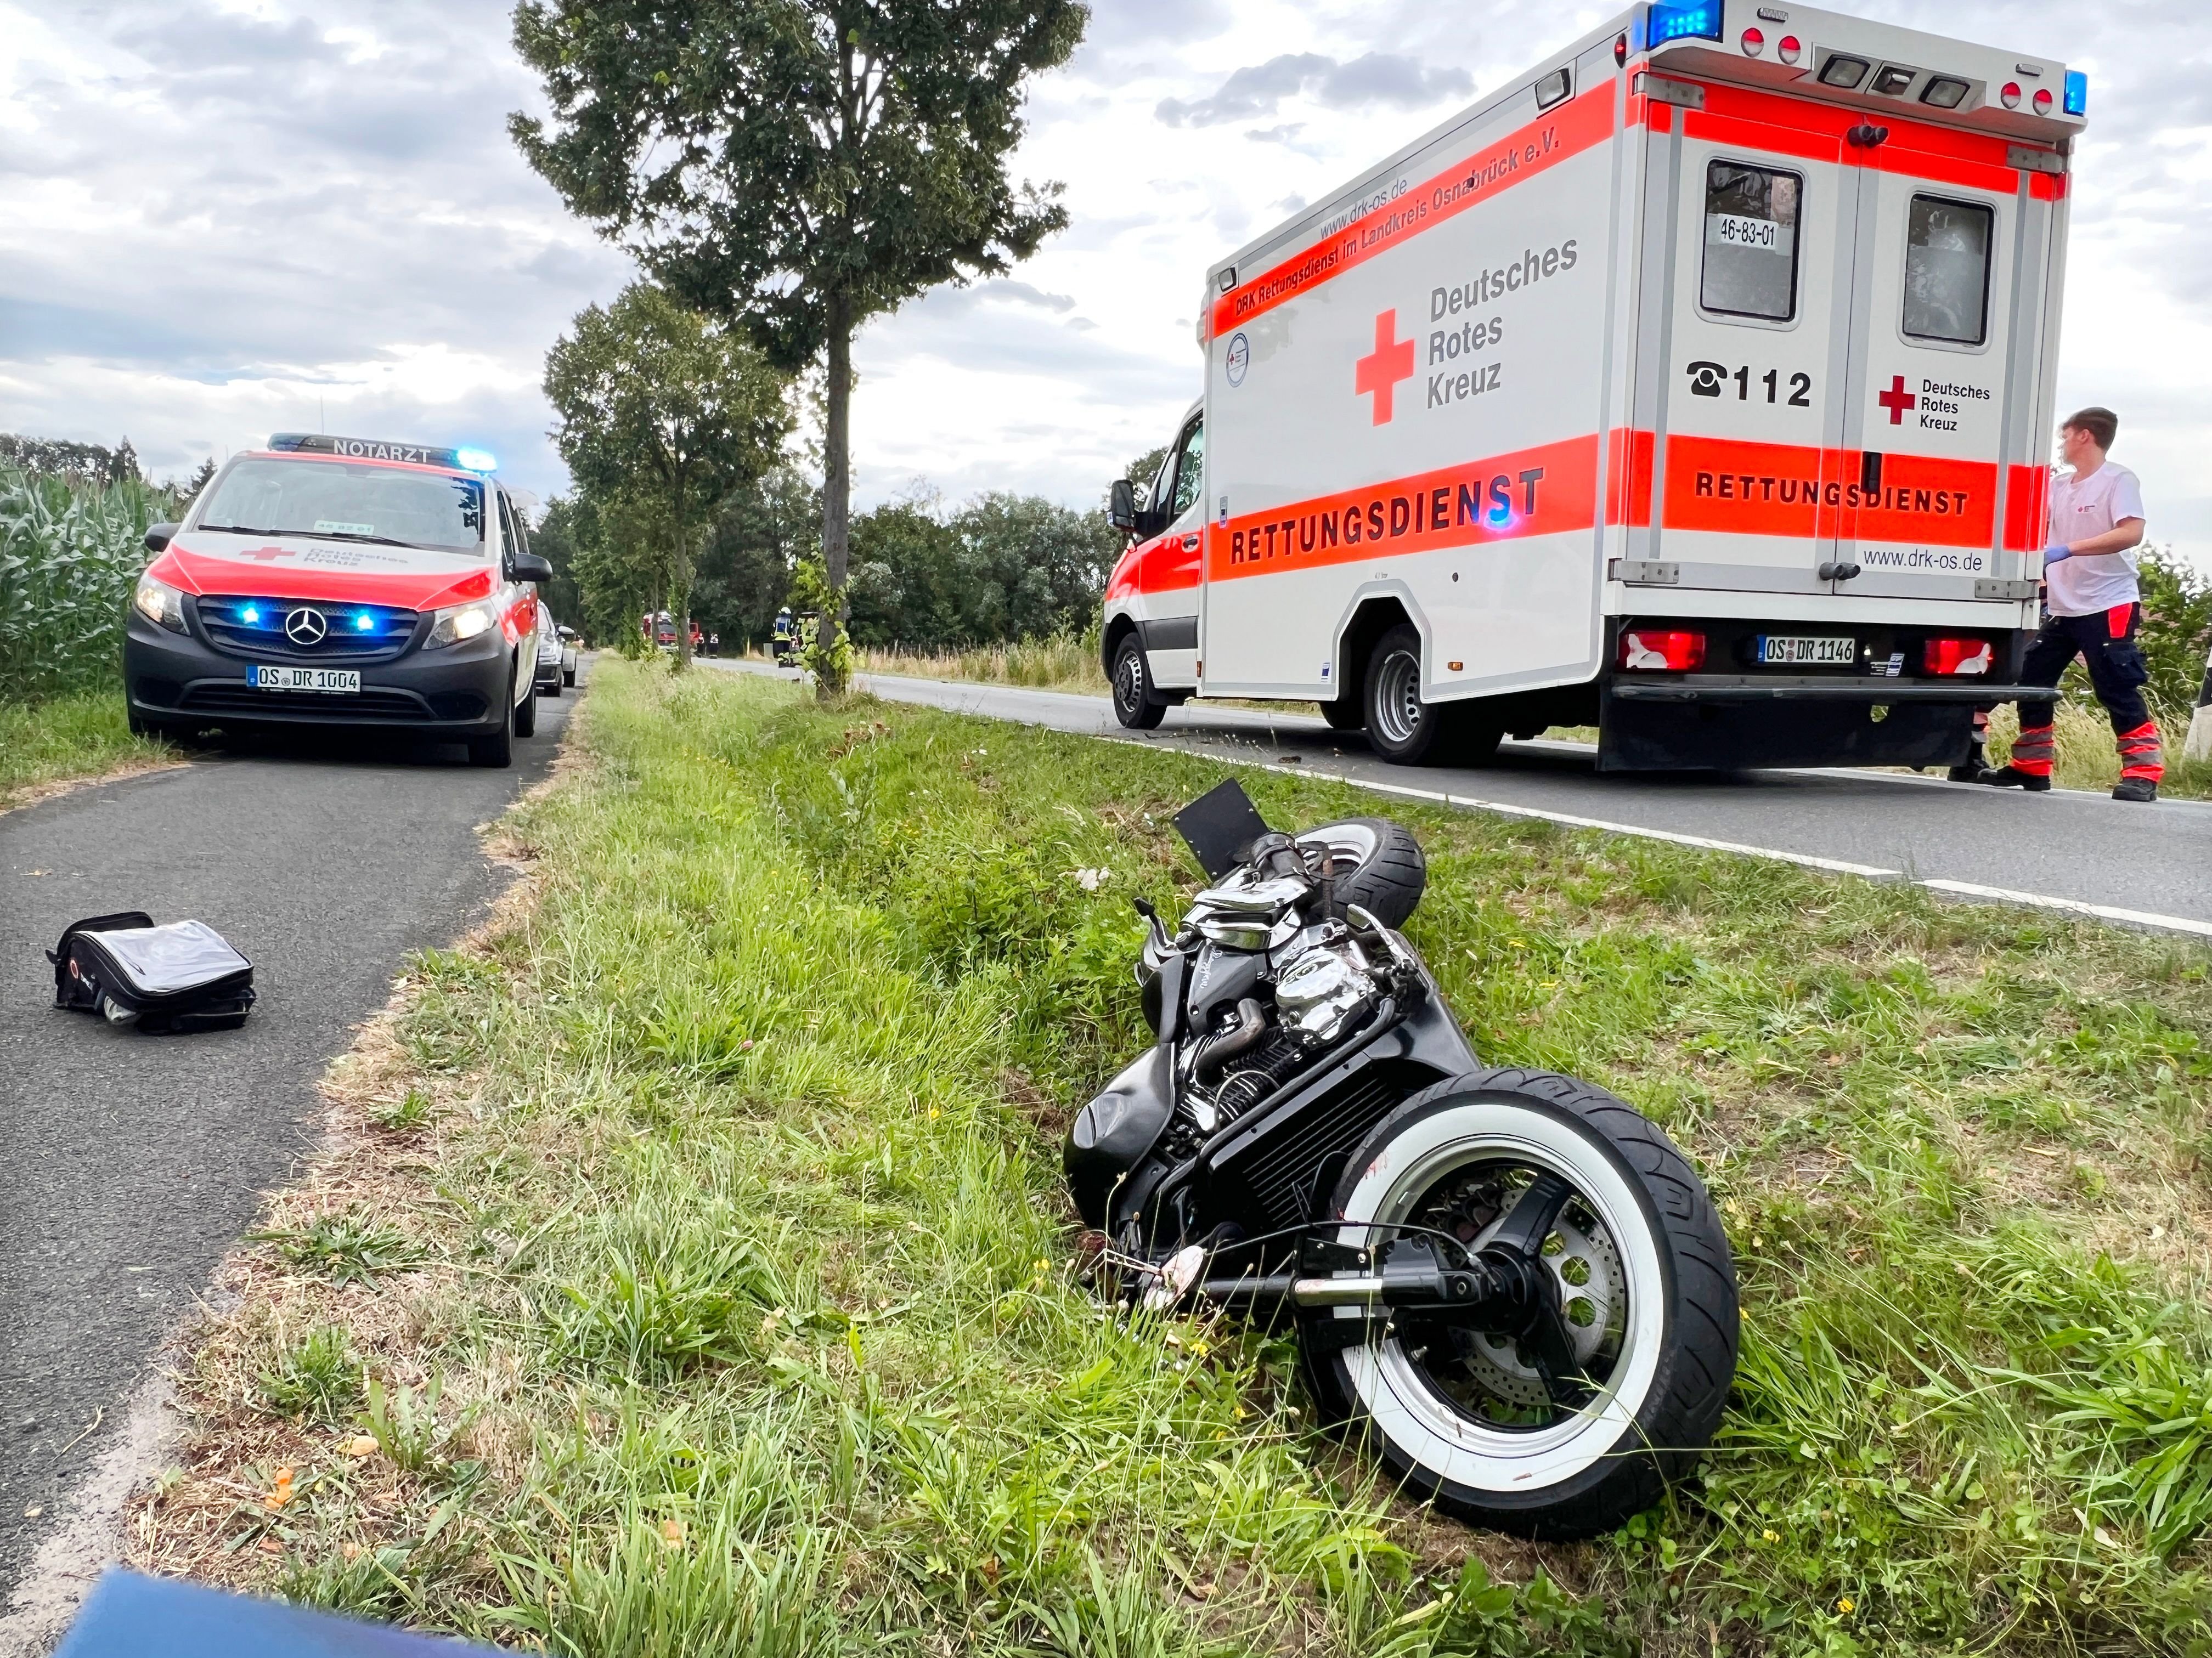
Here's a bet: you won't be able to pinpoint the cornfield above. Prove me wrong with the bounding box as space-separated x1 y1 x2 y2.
0 466 179 701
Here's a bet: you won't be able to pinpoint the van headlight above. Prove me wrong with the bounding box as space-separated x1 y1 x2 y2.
133 570 186 632
425 598 498 650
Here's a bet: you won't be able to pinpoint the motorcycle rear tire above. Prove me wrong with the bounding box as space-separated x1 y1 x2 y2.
1299 1068 1737 1539
1294 817 1426 929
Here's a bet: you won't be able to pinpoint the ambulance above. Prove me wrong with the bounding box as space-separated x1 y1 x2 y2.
1102 2 2085 769
124 434 550 767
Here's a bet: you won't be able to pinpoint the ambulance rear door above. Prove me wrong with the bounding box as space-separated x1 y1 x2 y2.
1832 114 2055 602
1641 80 1857 597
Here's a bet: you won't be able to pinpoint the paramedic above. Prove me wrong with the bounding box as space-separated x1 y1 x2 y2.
771 607 795 663
1977 408 2160 803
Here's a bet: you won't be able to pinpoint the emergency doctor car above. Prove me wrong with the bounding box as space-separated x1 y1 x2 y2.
124 434 551 767
1103 2 2087 771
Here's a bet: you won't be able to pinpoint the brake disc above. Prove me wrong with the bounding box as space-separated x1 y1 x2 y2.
1406 1170 1628 1416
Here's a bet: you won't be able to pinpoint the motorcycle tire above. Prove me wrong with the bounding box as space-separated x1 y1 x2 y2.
1293 817 1426 928
1300 1068 1737 1539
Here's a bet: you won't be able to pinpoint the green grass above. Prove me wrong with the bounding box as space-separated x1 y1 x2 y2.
166 660 2212 1655
0 688 170 811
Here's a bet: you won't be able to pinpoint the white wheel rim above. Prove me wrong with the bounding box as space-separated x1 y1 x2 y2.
1294 821 1379 876
1372 649 1423 746
1331 1100 1667 1494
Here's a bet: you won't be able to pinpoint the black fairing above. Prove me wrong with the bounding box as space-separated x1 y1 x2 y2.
1184 944 1266 1028
1065 1046 1175 1229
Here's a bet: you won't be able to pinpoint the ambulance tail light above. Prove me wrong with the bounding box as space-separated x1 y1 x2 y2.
2032 88 2053 115
1923 637 1992 677
1777 35 1801 66
1621 629 1706 671
1644 2 1722 49
2000 82 2022 109
1740 27 1764 56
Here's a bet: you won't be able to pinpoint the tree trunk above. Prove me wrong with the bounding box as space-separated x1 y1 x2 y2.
819 289 854 697
673 457 692 671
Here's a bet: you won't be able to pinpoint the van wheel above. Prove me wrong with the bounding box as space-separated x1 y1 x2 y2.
469 671 516 767
1111 637 1166 731
514 667 539 738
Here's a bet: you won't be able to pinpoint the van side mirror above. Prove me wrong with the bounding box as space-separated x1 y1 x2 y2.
1108 478 1137 531
144 522 178 554
512 551 553 584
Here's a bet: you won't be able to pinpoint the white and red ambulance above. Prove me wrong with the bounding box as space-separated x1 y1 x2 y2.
125 434 550 766
1103 2 2085 769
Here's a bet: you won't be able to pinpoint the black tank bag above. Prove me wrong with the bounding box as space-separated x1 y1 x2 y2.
48 912 256 1033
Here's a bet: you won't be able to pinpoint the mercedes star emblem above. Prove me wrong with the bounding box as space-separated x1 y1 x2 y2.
284 606 329 646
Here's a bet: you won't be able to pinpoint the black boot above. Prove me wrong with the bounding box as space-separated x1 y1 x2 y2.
1946 739 1985 783
1975 765 2052 793
2112 777 2159 803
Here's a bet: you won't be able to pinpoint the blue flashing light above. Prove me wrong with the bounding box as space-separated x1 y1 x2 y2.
240 604 261 624
454 446 498 473
1644 1 1723 49
354 612 376 631
2063 70 2088 117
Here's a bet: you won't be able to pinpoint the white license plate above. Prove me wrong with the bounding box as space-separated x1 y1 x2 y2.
249 665 360 694
1758 635 1855 666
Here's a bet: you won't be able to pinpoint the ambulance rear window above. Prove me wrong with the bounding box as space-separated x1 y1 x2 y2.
1700 161 1801 323
1903 196 1993 347
196 458 486 552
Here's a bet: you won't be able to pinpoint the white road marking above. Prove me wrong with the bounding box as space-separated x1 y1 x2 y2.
1917 880 2212 939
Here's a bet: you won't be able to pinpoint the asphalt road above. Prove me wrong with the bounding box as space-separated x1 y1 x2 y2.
709 659 2212 935
0 674 579 1603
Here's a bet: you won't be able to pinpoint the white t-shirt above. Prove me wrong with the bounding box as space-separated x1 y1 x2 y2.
2045 460 2146 617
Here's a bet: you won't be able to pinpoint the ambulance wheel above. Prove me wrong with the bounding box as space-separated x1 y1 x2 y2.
514 672 539 738
1321 697 1364 732
1111 637 1167 731
1365 626 1459 765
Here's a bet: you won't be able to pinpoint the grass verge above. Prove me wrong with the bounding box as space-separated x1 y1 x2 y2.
0 689 173 813
144 661 2212 1655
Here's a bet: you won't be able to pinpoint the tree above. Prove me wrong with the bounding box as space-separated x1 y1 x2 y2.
543 282 790 666
511 0 1088 693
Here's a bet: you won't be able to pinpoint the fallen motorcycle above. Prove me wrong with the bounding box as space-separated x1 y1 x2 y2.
1065 780 1739 1537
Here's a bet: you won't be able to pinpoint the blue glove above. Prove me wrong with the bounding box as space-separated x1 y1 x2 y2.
2042 544 2073 566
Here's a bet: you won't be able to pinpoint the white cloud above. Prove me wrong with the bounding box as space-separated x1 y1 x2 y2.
4 0 2210 573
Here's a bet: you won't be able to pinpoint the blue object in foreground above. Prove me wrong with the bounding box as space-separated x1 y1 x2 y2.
57 1569 503 1657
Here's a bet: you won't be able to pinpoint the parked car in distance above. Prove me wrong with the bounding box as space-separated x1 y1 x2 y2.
534 608 566 697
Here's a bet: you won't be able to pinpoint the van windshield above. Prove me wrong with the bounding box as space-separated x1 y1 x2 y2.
195 458 487 552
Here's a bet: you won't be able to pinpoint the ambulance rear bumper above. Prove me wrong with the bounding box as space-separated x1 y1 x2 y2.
1608 677 2041 704
1596 676 2025 772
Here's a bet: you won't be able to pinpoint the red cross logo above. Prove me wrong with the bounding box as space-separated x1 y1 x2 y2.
1355 309 1417 426
1877 374 1914 425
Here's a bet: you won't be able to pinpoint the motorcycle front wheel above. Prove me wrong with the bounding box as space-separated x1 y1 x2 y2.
1301 1068 1737 1538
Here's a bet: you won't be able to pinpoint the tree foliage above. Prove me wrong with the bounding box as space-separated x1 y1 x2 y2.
847 492 1117 652
542 282 789 664
511 0 1088 692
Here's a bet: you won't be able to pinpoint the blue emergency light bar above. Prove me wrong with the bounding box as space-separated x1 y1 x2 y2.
2063 70 2087 116
267 433 495 472
1644 0 1723 49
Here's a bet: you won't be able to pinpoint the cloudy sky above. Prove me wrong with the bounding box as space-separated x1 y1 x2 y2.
3 0 2208 564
